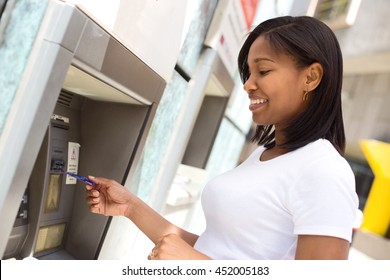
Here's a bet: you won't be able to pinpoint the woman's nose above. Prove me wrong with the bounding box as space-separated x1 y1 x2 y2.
243 76 257 94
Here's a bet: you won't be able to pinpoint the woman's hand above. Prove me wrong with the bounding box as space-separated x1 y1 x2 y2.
86 177 203 258
148 233 211 260
86 176 132 217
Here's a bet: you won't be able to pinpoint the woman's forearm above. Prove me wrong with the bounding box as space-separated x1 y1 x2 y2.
126 194 199 246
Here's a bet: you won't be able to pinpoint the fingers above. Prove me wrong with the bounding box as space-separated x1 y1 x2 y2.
85 186 100 198
85 182 101 213
148 249 158 260
85 176 103 203
86 197 100 213
86 195 100 204
84 176 127 216
87 176 118 187
147 234 174 260
148 237 163 260
87 193 102 214
147 253 153 260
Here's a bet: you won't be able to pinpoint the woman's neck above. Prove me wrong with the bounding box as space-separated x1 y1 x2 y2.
260 128 289 161
260 145 289 161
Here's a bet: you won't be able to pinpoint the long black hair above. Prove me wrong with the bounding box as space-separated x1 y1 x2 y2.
238 16 345 155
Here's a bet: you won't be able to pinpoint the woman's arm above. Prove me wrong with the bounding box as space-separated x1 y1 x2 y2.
86 176 199 246
295 235 350 260
126 189 199 246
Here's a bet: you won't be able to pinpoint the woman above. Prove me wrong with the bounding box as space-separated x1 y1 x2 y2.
86 16 358 260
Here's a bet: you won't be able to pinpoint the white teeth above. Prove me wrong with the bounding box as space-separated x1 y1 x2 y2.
250 99 268 105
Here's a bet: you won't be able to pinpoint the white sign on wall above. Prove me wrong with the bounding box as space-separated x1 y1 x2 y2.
66 142 80 185
205 0 259 78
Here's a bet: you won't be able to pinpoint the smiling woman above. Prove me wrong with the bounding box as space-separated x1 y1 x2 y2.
238 16 344 155
243 36 323 131
85 16 359 260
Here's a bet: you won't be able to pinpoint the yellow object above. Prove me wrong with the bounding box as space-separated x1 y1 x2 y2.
360 139 390 236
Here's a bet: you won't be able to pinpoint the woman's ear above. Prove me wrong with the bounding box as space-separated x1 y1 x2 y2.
305 62 323 91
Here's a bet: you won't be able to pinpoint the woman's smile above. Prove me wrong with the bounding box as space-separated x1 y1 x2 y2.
249 97 268 112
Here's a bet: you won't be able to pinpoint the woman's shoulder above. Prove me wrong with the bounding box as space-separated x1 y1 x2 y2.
291 139 353 175
297 139 354 179
289 140 356 199
298 139 345 161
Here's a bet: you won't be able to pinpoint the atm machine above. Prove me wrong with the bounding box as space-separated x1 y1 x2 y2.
2 1 165 259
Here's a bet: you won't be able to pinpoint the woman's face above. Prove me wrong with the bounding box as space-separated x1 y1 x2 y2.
243 35 309 130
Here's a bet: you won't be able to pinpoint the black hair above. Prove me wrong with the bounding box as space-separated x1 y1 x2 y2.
238 16 345 155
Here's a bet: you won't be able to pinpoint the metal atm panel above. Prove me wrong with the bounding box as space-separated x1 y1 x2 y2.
20 92 151 260
2 1 165 260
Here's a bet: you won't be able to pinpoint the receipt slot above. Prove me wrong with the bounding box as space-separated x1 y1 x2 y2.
2 1 165 259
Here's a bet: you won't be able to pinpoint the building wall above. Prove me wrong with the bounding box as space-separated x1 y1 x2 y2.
332 0 390 158
342 72 390 160
334 0 390 58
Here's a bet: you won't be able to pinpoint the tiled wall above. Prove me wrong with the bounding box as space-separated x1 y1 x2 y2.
0 0 48 134
131 71 189 200
206 82 253 179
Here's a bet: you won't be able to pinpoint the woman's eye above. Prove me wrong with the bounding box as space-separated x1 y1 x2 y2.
259 70 271 76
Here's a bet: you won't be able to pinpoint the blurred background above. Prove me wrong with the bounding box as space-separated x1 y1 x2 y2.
0 0 389 260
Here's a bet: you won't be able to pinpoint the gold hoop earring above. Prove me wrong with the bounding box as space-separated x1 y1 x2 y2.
303 89 309 101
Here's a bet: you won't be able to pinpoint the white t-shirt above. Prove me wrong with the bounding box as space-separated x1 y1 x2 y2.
194 139 359 260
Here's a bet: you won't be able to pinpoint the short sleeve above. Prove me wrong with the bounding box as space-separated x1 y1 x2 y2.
288 156 359 242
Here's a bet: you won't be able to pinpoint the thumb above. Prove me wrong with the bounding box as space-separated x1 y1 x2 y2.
87 176 117 187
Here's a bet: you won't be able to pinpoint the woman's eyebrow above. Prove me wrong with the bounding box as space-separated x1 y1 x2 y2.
253 57 275 63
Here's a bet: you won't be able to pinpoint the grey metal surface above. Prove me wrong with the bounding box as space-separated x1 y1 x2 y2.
1 0 165 259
